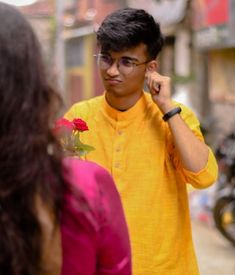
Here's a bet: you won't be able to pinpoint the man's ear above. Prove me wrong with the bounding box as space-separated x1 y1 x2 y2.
146 60 158 72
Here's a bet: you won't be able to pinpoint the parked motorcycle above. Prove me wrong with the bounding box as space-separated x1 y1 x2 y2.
213 132 235 246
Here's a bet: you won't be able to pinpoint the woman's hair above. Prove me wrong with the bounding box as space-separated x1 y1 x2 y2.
96 8 165 60
0 3 65 274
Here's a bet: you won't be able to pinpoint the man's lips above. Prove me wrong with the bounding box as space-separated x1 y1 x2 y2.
105 78 122 85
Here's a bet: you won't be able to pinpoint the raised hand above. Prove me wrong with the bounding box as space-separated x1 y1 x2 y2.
145 71 174 113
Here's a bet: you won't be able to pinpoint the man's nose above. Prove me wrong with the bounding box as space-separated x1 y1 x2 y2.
106 61 120 76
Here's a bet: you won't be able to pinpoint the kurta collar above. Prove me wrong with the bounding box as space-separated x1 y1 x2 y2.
102 92 147 121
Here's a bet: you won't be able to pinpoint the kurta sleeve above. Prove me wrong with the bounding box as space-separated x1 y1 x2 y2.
166 103 218 188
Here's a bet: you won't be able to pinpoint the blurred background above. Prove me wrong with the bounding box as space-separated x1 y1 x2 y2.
3 0 235 274
12 0 235 147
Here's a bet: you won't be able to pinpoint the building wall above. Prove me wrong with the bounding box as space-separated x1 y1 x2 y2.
29 17 55 65
76 0 125 25
208 49 235 103
20 0 55 63
208 49 235 144
65 34 96 105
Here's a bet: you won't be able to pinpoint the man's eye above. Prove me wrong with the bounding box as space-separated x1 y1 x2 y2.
100 55 112 64
120 58 134 67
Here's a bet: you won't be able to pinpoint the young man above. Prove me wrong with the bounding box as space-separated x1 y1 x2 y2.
65 8 218 275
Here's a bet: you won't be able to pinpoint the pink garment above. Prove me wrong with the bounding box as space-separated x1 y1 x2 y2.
61 158 132 275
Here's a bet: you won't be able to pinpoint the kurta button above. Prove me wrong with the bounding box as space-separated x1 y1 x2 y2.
114 163 120 168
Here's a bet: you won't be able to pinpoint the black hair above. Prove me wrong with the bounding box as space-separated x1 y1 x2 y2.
96 8 165 59
0 3 66 274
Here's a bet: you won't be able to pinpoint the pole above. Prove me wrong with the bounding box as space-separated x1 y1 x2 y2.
55 0 65 101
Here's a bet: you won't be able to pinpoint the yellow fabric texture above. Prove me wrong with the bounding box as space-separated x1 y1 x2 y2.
65 92 218 275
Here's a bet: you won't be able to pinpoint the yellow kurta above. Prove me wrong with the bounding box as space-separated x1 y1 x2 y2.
65 92 218 275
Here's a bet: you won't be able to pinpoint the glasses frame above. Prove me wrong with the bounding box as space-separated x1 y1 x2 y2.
94 53 151 75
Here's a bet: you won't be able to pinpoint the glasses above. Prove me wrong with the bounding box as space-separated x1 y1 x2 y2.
94 53 150 75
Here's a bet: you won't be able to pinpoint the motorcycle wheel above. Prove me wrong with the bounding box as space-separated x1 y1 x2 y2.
213 197 235 246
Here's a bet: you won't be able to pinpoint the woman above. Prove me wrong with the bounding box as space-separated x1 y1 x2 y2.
0 3 131 275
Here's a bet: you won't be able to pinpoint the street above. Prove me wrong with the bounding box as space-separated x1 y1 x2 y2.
192 219 235 275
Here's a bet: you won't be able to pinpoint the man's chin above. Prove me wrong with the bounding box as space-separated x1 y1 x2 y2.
105 88 126 97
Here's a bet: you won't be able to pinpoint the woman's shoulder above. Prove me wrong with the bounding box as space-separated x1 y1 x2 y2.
62 157 115 192
62 157 120 218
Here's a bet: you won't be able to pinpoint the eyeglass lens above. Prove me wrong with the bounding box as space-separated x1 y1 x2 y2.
97 54 136 74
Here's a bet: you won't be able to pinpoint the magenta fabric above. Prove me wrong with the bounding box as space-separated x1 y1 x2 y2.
61 158 132 275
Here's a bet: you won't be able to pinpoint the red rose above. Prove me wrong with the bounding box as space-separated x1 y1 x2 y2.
72 118 89 132
54 117 94 156
54 118 74 136
55 118 74 130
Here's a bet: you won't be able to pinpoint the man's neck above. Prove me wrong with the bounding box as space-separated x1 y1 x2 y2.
105 91 143 111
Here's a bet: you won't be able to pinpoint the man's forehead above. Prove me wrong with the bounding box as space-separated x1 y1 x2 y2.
101 43 148 57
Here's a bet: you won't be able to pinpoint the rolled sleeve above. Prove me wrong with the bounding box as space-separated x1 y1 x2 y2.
183 148 218 189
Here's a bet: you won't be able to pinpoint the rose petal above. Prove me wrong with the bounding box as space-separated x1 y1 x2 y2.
72 118 89 132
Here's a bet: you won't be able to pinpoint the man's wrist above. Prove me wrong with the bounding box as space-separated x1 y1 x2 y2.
162 107 182 121
158 101 175 114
